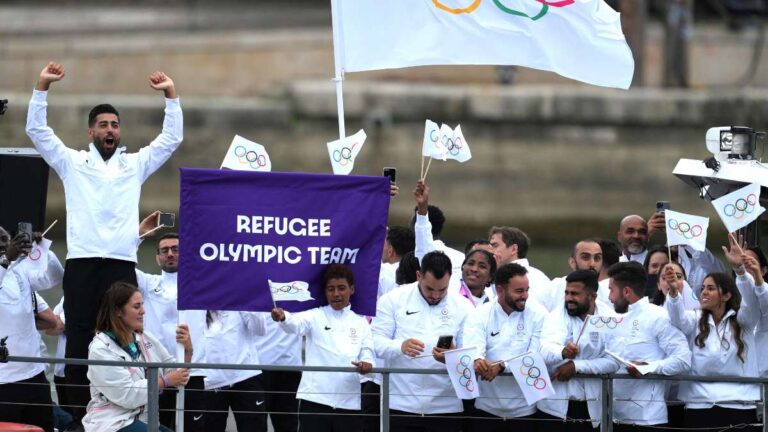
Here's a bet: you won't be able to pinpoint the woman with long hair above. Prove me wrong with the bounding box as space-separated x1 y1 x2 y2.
663 236 766 431
82 281 192 432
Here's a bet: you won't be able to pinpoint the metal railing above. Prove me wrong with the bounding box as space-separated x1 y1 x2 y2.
4 355 768 432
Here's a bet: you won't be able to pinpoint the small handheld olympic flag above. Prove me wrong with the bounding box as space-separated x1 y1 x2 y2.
221 135 272 172
664 209 709 252
422 120 446 161
327 129 366 175
711 183 765 233
268 279 315 302
444 347 480 400
442 124 472 163
508 351 555 405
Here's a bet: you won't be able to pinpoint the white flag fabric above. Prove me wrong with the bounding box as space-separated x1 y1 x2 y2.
444 347 480 400
508 351 555 405
335 0 634 89
712 183 765 233
443 124 472 163
327 129 367 175
268 280 315 302
664 210 709 252
221 135 272 172
16 238 51 273
422 120 447 160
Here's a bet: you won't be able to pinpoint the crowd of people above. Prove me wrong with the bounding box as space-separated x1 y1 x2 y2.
1 61 768 432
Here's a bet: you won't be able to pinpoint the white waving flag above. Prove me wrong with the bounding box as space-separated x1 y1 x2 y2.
508 351 555 405
221 135 272 172
16 238 52 273
711 183 765 233
327 129 367 175
422 120 447 160
443 124 472 163
268 280 315 302
335 0 634 89
444 347 480 400
665 210 709 252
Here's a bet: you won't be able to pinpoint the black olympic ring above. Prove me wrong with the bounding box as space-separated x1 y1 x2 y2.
333 143 357 166
723 194 757 220
234 145 267 169
666 219 703 239
589 316 623 329
456 355 474 391
271 284 300 295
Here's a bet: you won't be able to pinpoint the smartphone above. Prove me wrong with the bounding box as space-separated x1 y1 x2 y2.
158 212 176 228
436 335 453 349
383 167 397 184
17 222 33 239
656 201 670 214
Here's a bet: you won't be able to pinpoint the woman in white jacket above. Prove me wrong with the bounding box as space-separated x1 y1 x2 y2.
271 264 374 432
663 237 765 432
82 281 192 432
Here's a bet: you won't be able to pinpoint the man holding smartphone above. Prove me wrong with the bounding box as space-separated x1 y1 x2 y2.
371 251 473 432
26 61 183 423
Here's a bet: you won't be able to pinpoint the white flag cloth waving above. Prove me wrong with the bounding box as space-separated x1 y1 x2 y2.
335 0 634 89
268 280 315 302
442 124 472 163
221 135 272 172
664 210 709 252
507 351 555 405
327 129 367 175
423 120 447 160
711 183 765 233
444 347 480 399
16 238 52 273
583 315 626 336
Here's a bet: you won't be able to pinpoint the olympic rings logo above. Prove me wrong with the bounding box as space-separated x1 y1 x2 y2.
667 219 703 239
588 316 623 329
27 247 42 261
723 194 758 220
234 145 267 170
271 282 303 296
456 355 475 391
519 355 547 390
433 0 575 21
332 143 358 166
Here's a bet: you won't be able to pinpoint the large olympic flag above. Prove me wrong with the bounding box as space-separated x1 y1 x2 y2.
334 0 634 89
177 168 390 316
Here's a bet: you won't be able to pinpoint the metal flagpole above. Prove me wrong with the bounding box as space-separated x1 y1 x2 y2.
330 0 347 143
175 317 185 432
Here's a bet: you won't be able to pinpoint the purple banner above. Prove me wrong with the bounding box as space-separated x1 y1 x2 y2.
178 168 390 316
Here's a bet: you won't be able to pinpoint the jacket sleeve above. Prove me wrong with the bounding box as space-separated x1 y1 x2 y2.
26 250 65 292
665 294 698 337
357 320 376 366
25 90 72 178
735 272 765 332
279 309 314 337
648 313 691 376
136 98 183 182
462 307 488 360
371 292 404 360
414 214 436 264
242 312 268 336
539 310 568 365
87 341 149 410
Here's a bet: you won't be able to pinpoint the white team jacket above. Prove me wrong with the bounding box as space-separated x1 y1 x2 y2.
372 282 474 414
538 303 620 427
82 331 174 432
280 305 375 410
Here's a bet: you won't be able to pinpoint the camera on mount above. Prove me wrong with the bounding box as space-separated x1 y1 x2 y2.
705 126 765 161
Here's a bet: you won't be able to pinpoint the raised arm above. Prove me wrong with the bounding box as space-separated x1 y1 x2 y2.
413 179 436 262
663 265 698 337
26 62 72 175
137 71 183 182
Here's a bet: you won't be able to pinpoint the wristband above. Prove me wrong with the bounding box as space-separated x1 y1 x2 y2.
161 374 170 389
